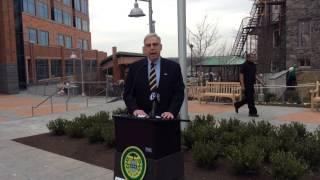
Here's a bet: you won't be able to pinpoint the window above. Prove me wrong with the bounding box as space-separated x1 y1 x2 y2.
273 29 280 47
84 60 91 73
81 0 88 14
57 34 64 46
91 60 97 72
51 60 62 77
36 59 49 80
23 0 35 15
75 17 82 30
299 57 311 67
28 28 37 43
75 60 81 75
63 0 71 6
77 39 82 49
54 8 63 23
298 20 311 47
74 0 81 11
63 11 72 26
65 36 72 48
65 60 74 76
83 40 88 50
82 20 89 32
37 2 48 19
38 30 49 46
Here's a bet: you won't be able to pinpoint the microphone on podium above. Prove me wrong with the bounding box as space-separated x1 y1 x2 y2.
149 91 160 119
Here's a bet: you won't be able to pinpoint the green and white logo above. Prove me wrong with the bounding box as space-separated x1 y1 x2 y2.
121 146 147 180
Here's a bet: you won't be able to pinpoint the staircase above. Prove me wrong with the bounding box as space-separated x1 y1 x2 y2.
231 0 284 57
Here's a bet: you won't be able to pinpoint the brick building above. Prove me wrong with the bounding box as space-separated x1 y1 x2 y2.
0 0 107 94
232 0 320 73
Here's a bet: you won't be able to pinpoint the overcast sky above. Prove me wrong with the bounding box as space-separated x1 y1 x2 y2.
89 0 252 57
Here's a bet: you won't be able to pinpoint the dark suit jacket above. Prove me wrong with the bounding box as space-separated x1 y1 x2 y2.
123 58 185 117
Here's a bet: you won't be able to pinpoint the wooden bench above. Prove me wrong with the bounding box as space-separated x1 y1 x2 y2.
198 82 241 103
310 81 320 111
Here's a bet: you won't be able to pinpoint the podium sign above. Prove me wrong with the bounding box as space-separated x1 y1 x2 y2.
113 115 184 180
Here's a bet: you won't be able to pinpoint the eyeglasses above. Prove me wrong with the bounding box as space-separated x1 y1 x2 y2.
144 43 160 48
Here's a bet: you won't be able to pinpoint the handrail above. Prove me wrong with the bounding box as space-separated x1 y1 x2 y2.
31 90 58 117
86 89 106 107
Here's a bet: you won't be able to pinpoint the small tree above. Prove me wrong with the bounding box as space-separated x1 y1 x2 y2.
188 15 219 66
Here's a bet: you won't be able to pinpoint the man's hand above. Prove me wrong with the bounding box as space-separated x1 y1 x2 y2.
133 110 148 117
161 112 174 120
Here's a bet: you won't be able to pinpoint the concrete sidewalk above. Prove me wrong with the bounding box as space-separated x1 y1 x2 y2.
0 93 319 180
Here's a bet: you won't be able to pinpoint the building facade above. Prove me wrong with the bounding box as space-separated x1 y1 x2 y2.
232 0 320 73
0 0 107 94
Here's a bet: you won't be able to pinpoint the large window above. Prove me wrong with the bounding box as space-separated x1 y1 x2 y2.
298 20 311 47
63 11 72 26
63 0 71 6
77 39 82 49
38 30 49 46
75 17 82 30
299 57 311 67
84 60 91 73
37 2 48 19
75 60 81 75
74 0 81 11
57 34 64 46
36 59 49 80
91 60 97 72
51 60 62 77
65 36 72 48
81 0 88 14
54 8 63 23
23 0 35 15
28 28 37 43
83 40 88 50
65 60 74 76
82 20 89 32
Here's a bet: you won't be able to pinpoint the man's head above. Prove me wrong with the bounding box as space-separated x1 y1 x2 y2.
143 33 162 62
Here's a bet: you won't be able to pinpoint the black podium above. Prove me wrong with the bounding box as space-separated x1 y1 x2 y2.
113 115 185 180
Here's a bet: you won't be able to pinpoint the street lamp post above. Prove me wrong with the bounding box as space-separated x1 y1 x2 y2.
129 0 155 33
70 50 85 96
189 43 194 76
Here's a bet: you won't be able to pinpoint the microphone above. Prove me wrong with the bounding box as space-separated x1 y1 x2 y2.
149 91 160 119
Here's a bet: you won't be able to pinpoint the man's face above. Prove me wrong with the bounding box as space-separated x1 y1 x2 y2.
143 36 162 62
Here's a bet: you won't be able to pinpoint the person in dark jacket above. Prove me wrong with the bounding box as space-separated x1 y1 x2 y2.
123 33 185 119
234 54 259 117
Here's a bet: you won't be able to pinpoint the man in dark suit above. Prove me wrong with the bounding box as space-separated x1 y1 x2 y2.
123 33 185 119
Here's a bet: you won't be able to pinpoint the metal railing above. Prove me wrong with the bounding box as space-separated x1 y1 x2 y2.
31 90 58 117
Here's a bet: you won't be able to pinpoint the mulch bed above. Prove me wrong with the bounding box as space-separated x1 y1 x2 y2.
14 133 276 180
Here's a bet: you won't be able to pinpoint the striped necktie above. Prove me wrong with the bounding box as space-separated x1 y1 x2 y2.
149 63 157 91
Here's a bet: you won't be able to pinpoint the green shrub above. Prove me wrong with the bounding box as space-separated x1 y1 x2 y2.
192 141 221 169
182 115 217 149
102 123 115 147
65 114 89 138
270 151 308 180
85 123 105 143
226 142 265 174
246 136 279 162
47 118 68 135
218 118 243 133
90 111 111 124
295 135 320 171
264 92 277 103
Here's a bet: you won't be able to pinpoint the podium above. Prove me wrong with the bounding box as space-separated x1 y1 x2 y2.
113 115 185 180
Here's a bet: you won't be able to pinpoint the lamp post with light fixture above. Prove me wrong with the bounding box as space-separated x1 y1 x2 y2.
70 50 85 96
129 0 155 33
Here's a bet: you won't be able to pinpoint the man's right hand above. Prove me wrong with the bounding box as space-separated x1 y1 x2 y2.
133 109 148 117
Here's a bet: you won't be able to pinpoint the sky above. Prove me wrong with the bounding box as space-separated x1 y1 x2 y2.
89 0 253 57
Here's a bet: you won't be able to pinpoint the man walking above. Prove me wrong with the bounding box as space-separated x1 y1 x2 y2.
234 53 259 117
